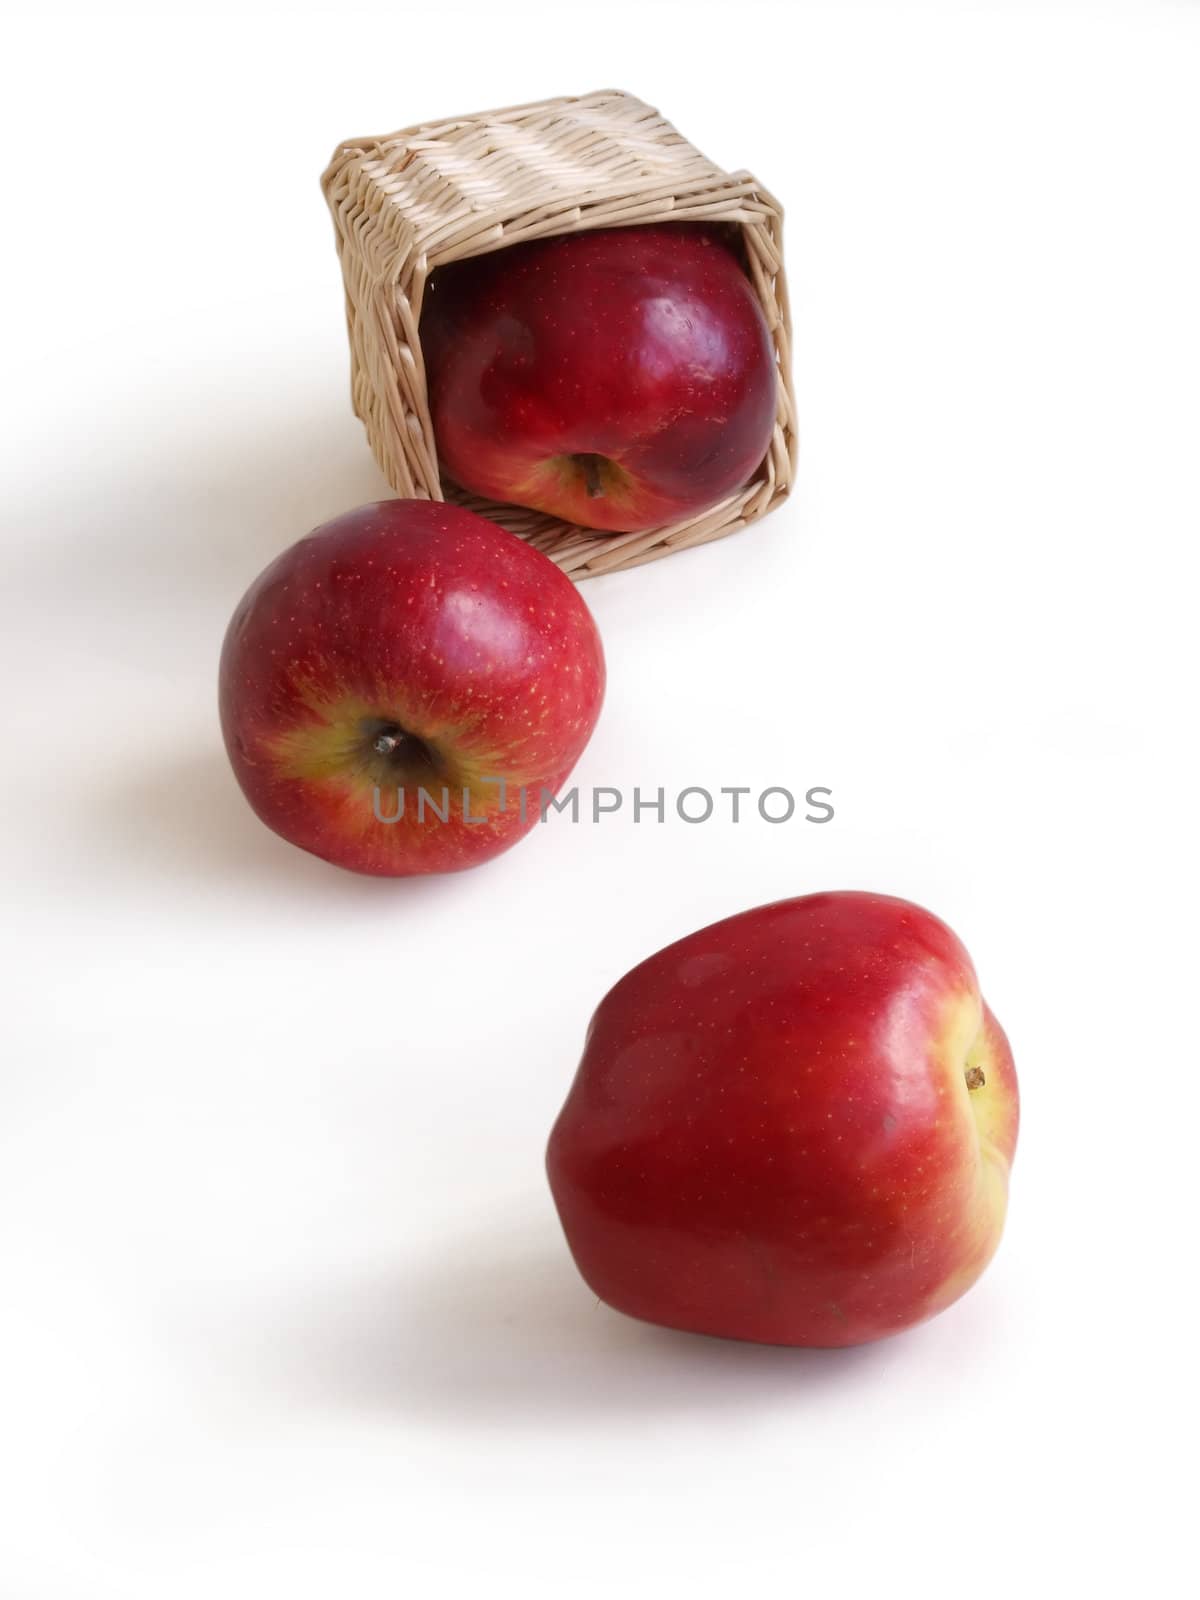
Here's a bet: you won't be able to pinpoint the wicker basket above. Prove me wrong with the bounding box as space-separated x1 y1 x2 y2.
321 89 796 579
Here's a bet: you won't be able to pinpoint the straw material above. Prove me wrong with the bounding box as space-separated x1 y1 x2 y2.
322 89 796 579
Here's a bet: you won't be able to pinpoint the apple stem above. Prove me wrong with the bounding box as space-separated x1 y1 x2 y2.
965 1066 986 1091
572 453 605 498
374 731 405 757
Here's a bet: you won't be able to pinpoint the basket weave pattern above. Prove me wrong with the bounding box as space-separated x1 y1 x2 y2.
322 90 796 579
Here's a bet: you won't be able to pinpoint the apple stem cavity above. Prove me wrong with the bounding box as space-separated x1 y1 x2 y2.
362 719 444 786
367 720 426 766
573 453 607 499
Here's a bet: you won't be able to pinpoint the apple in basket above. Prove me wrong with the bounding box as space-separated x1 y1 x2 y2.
219 500 605 876
420 224 778 534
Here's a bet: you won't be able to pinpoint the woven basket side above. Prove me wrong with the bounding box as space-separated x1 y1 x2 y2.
331 90 708 176
326 91 728 262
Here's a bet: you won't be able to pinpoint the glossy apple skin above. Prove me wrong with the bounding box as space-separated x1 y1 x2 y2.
219 500 604 876
547 892 1019 1348
420 224 778 533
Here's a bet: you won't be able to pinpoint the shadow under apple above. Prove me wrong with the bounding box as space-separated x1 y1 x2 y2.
94 744 479 912
20 370 483 905
257 1210 893 1430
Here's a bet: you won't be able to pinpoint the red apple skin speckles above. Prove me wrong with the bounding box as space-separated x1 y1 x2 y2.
219 500 605 876
547 892 1019 1348
420 223 778 533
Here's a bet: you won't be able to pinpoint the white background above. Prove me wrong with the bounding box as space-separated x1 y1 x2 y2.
3 2 1197 1594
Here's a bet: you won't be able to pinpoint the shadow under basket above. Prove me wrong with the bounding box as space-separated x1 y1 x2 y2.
321 89 796 580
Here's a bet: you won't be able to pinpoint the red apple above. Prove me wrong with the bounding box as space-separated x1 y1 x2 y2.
547 891 1019 1347
420 224 778 533
219 500 604 876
